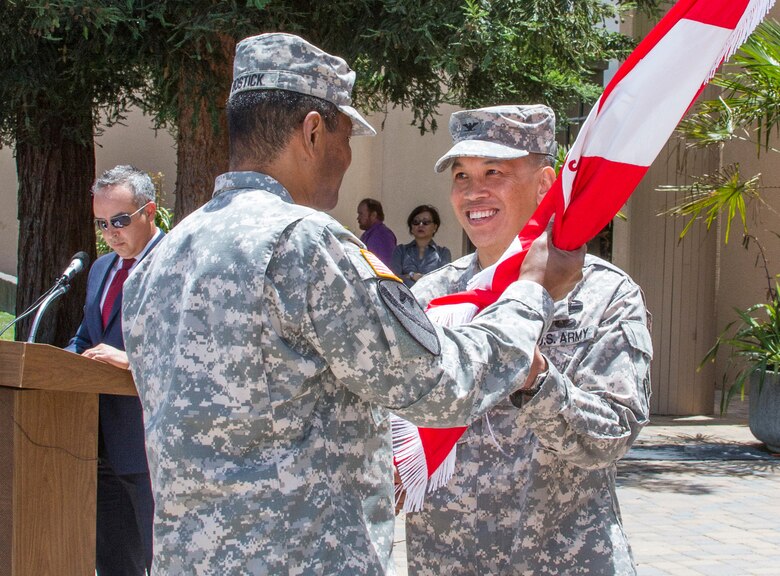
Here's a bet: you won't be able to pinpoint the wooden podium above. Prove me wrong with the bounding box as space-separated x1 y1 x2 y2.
0 341 136 576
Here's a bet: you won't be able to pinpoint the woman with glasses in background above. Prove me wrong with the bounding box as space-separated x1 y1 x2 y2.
391 204 452 287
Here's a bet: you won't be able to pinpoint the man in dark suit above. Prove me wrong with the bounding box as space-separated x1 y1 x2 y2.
67 165 163 576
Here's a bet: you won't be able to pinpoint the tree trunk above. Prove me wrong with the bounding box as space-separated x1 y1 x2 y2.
15 107 96 346
173 35 234 221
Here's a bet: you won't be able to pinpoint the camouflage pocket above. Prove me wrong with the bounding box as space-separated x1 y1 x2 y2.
620 321 653 360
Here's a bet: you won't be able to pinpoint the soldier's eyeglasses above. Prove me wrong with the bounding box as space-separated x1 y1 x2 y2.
95 202 152 231
412 219 433 226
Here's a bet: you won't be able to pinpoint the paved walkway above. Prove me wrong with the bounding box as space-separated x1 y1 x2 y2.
393 396 780 575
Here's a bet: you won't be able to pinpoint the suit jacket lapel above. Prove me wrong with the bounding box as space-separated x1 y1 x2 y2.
102 232 165 333
88 254 117 340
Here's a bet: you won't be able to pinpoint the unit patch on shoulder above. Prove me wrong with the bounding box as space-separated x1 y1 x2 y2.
377 280 441 356
361 249 402 282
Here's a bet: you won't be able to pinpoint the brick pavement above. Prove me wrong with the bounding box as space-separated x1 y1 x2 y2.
393 396 780 575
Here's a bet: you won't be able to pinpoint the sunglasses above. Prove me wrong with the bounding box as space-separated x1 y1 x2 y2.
412 219 433 226
95 202 152 231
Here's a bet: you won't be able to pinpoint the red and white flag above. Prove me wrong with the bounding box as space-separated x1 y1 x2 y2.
393 0 775 512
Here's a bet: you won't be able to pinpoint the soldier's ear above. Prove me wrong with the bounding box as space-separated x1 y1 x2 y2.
536 166 556 206
301 111 325 158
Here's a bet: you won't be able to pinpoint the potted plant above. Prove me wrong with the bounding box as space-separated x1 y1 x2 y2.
702 273 780 451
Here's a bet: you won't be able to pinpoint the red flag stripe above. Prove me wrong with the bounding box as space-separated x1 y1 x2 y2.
687 0 754 28
554 158 649 251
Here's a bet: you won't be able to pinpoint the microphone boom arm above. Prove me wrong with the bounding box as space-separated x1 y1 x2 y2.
26 282 71 343
0 251 90 342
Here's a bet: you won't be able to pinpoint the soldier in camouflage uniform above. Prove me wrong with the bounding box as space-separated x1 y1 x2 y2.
121 35 585 575
405 105 653 576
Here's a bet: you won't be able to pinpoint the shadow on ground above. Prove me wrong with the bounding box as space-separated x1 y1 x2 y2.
628 438 776 461
618 450 780 495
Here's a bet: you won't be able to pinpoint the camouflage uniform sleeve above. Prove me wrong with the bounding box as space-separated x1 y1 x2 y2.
300 220 554 427
518 280 652 469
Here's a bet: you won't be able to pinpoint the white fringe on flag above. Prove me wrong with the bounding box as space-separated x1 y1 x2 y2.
392 416 428 513
392 414 458 513
708 0 776 82
468 236 526 292
426 443 457 494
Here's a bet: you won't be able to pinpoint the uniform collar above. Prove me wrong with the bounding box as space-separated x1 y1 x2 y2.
212 171 294 204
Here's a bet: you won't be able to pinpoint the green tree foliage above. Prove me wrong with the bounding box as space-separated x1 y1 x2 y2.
0 1 148 146
139 0 658 134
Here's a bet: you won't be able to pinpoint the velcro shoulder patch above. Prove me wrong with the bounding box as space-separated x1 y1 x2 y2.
377 279 441 356
361 249 402 282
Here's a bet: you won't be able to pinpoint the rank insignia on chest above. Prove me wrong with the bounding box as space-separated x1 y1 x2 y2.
361 249 402 282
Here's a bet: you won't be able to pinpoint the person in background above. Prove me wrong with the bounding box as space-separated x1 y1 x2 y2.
391 204 451 287
405 104 653 576
67 165 163 576
357 197 396 264
121 34 585 575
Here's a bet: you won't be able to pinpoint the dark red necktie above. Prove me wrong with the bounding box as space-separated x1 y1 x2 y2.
102 258 136 328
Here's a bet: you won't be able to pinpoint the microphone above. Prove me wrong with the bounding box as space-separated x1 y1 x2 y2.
58 251 90 284
3 251 91 342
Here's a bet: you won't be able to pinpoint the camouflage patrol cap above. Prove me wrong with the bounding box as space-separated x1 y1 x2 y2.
230 32 376 137
434 104 557 173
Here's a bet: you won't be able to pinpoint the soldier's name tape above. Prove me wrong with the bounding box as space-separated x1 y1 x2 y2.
540 326 595 347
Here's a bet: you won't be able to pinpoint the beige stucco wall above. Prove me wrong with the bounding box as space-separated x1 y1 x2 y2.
0 104 465 281
0 149 15 276
332 105 463 260
717 135 780 382
719 136 780 307
621 142 720 415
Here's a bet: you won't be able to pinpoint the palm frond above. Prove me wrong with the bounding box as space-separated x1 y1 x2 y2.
658 165 760 243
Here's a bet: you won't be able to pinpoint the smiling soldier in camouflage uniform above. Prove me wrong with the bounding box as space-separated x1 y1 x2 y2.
405 105 653 576
121 35 585 575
